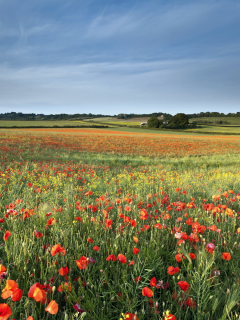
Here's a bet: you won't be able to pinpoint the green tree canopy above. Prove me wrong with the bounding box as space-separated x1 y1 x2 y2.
147 116 160 128
168 113 189 129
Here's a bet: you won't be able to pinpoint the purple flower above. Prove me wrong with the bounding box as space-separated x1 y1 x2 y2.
73 303 84 314
89 257 95 264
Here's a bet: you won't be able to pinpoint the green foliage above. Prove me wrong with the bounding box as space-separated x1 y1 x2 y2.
168 113 189 129
147 116 160 128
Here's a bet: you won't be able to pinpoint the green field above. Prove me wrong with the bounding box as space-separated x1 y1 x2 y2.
84 118 141 126
189 117 240 125
0 120 107 127
186 125 240 134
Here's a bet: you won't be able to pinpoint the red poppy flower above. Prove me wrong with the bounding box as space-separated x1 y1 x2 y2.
76 256 89 270
0 303 12 320
45 300 58 314
27 317 34 320
128 260 134 266
1 280 22 302
58 282 72 292
167 266 179 275
135 276 141 283
34 230 43 239
222 252 231 260
150 277 157 287
133 248 139 255
130 219 137 227
186 297 196 309
118 254 127 264
46 218 55 226
0 265 7 275
175 253 185 262
51 244 66 256
106 254 117 261
164 315 176 320
177 281 189 292
28 283 47 304
140 209 148 220
188 253 196 260
3 231 11 241
154 223 162 230
123 313 139 320
206 243 215 255
142 287 153 297
133 236 138 243
93 246 100 252
58 266 69 276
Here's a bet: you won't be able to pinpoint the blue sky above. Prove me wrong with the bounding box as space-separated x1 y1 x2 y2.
0 0 240 115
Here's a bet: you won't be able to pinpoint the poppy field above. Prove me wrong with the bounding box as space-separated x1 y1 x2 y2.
1 128 240 320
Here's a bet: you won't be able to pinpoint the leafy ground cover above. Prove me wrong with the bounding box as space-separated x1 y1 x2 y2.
1 129 240 320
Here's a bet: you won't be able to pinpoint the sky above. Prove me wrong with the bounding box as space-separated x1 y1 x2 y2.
0 0 240 116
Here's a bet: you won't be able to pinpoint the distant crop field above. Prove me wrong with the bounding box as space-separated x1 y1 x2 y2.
0 120 106 127
186 126 240 134
99 121 141 126
189 117 240 125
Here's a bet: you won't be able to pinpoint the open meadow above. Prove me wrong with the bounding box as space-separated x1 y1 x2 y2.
0 121 108 128
1 128 240 320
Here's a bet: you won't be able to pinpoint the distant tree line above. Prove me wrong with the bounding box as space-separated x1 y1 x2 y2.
186 112 240 118
0 111 239 121
0 112 111 121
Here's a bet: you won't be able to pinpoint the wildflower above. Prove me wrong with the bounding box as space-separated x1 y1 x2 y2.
76 256 89 270
164 315 176 320
89 257 95 264
51 244 66 256
135 276 141 283
3 231 11 241
34 230 43 239
0 303 12 320
118 254 127 264
58 266 69 276
188 253 196 260
177 281 189 292
222 252 231 260
0 265 6 276
150 277 157 287
128 260 134 266
186 297 196 309
133 236 138 243
167 266 179 275
123 313 139 320
1 280 22 302
73 303 84 314
93 246 100 252
133 248 139 255
142 287 153 297
45 300 58 314
175 254 185 262
106 254 117 261
28 283 46 304
206 243 215 254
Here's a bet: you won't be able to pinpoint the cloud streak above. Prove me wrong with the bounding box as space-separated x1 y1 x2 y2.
0 0 239 114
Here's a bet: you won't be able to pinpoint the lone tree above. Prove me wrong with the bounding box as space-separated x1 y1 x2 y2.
168 113 189 129
148 116 160 128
